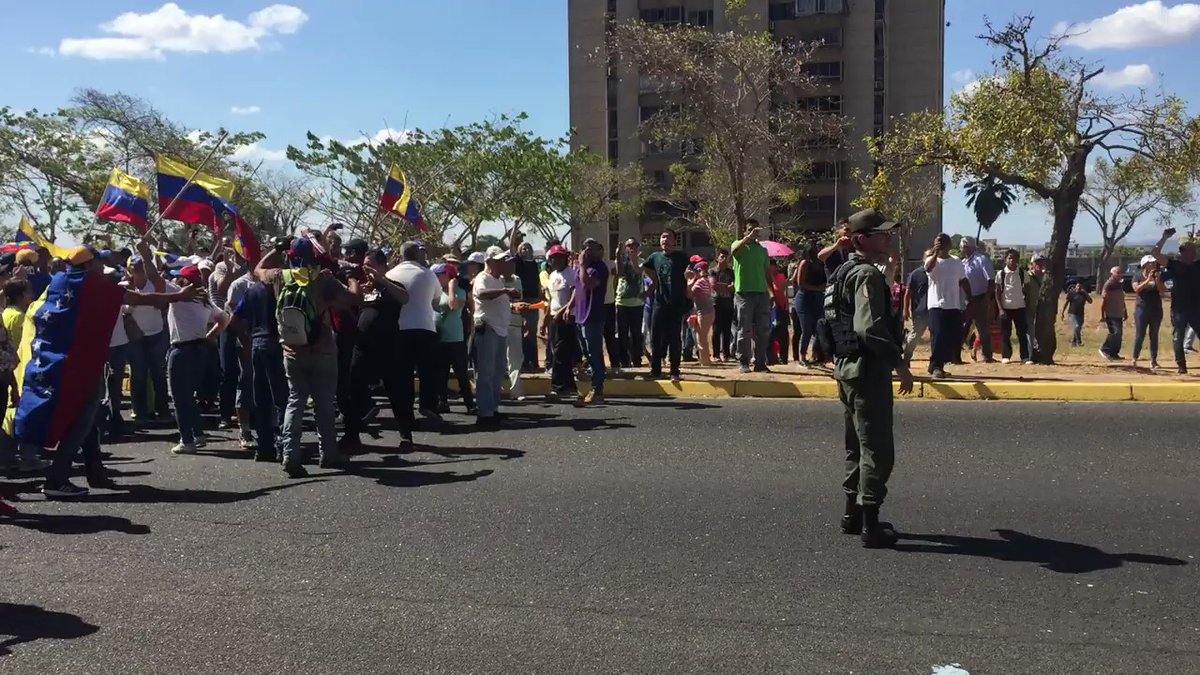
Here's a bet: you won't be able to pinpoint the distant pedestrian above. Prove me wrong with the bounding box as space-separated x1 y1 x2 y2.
614 238 644 368
960 237 995 363
1130 255 1164 369
686 261 715 366
923 234 968 379
767 259 789 365
792 240 826 367
902 262 930 366
1061 281 1092 347
1099 266 1127 361
434 262 475 414
574 239 609 406
546 245 579 397
730 219 772 373
994 249 1032 364
710 249 736 362
1151 229 1200 374
642 229 690 382
473 246 519 429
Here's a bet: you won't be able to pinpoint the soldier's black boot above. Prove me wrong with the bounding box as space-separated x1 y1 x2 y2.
840 494 862 534
860 506 898 549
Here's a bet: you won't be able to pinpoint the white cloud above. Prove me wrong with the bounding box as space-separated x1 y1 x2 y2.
57 3 308 60
1056 1 1200 50
1092 63 1156 88
229 141 287 162
230 105 261 115
25 46 57 57
323 127 416 147
952 69 975 84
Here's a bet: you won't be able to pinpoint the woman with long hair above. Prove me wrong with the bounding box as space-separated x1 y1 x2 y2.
792 240 827 367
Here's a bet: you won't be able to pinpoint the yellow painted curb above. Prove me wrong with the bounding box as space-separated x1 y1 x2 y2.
921 381 1132 401
736 380 838 398
605 379 735 398
1131 383 1200 402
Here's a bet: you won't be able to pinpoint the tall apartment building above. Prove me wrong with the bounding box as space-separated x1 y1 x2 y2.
568 0 945 252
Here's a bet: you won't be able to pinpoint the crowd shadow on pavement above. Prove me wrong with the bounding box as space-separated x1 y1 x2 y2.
79 479 326 505
340 460 494 489
0 603 99 657
1 510 150 536
603 399 721 411
896 529 1188 574
439 411 634 435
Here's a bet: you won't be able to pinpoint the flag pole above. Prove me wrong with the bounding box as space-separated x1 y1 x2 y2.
143 130 231 241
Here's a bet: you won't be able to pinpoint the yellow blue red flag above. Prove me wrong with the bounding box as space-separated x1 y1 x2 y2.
156 156 236 232
96 168 152 233
380 165 428 232
16 217 71 260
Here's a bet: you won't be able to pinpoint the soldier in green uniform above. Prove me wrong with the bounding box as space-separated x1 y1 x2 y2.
828 209 914 548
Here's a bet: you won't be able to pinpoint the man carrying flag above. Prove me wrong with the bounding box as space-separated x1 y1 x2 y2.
380 166 428 232
15 240 206 498
96 168 152 234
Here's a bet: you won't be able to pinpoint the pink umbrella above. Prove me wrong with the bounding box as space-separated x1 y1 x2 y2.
760 240 794 258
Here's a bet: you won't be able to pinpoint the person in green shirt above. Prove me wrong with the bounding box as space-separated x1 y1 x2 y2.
831 209 914 549
730 218 774 373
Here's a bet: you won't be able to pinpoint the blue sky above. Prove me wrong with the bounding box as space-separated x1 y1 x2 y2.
2 0 1199 246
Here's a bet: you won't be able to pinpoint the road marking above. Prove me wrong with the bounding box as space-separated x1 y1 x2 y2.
932 665 970 675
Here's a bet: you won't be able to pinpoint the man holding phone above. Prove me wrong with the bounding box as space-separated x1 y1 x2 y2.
1151 227 1200 374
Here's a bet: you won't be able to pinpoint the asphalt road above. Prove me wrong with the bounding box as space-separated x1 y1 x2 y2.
2 399 1199 674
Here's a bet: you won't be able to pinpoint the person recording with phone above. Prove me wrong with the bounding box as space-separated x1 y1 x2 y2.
1151 227 1200 374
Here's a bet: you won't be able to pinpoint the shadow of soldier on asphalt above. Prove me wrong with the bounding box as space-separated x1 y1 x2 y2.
1 511 151 536
895 529 1188 574
0 604 99 657
341 465 494 489
78 479 327 505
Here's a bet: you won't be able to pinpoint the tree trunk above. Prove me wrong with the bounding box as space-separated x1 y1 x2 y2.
976 222 983 241
1034 155 1088 363
1097 244 1114 279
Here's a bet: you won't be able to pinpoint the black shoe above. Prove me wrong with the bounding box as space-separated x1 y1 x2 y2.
753 364 771 373
318 453 349 470
840 495 862 535
283 461 308 479
643 371 663 381
86 473 120 490
860 507 898 549
254 452 279 463
338 434 362 453
475 416 501 431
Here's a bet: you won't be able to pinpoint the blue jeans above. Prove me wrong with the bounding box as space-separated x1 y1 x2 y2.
581 318 606 393
281 350 338 464
252 338 288 457
1068 313 1085 346
105 343 129 429
521 308 540 369
128 330 169 418
218 331 242 418
475 328 507 418
1102 318 1124 358
167 342 206 444
1132 305 1162 362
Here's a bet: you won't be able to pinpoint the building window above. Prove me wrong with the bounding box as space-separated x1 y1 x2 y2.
608 110 618 140
797 27 842 46
801 161 841 183
608 139 619 165
607 0 617 14
797 95 842 113
640 7 683 25
639 106 661 123
801 61 842 81
687 10 714 27
875 0 886 19
874 95 886 126
797 0 844 16
798 195 836 213
769 3 795 21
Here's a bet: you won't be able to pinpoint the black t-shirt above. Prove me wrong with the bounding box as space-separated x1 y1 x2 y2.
1167 259 1200 311
1065 289 1090 316
234 280 279 342
514 258 541 302
643 250 690 308
358 289 403 343
823 248 849 276
1133 271 1163 312
906 268 929 318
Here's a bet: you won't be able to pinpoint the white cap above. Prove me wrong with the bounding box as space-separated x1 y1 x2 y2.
467 252 486 265
486 245 508 261
1140 254 1158 268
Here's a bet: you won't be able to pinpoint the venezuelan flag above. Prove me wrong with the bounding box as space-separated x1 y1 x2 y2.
96 168 151 233
12 269 124 448
214 198 262 267
156 156 236 231
16 217 71 260
380 165 428 232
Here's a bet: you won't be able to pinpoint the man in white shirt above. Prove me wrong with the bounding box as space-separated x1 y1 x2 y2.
163 265 230 455
473 246 519 429
960 237 996 363
994 248 1032 363
545 245 579 396
923 234 969 378
385 241 441 445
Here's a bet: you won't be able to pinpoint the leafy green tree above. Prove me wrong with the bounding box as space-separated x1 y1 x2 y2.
1081 156 1192 271
860 16 1200 362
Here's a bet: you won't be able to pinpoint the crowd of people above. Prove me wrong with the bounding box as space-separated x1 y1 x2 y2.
1 215 1198 513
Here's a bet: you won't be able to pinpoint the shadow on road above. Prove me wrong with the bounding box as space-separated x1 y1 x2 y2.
603 400 722 411
896 529 1188 573
0 603 99 657
342 463 494 489
79 479 326 505
439 412 634 435
1 511 150 536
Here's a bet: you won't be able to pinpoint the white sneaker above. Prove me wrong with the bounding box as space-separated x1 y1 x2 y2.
1023 360 1034 365
171 443 198 455
238 435 256 450
1001 358 1011 364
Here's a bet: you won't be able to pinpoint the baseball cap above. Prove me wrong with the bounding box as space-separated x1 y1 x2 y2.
695 261 709 272
15 249 38 265
1140 254 1158 268
431 263 450 275
343 238 369 254
467 251 487 265
485 245 508 261
547 245 569 258
689 254 705 264
179 265 204 286
581 237 600 249
846 209 898 234
443 253 462 264
288 237 317 268
198 259 215 272
1032 253 1049 264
